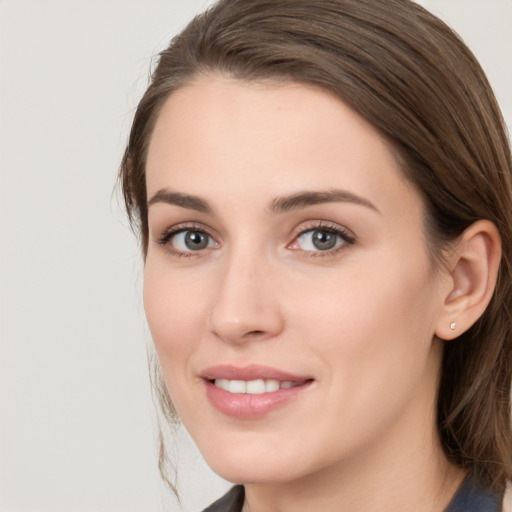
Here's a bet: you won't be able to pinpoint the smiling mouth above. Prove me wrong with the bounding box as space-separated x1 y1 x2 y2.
212 378 310 394
203 367 314 418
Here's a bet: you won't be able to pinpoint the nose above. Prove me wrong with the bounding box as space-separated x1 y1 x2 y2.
208 249 284 345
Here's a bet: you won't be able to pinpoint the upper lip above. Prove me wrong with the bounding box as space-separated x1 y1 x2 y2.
200 364 312 382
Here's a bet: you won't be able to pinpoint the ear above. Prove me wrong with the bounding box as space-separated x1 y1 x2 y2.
435 220 501 340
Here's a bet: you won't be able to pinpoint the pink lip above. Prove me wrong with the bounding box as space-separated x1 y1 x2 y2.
201 364 310 382
200 364 314 419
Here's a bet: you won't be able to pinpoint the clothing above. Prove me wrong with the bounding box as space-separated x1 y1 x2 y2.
203 485 244 512
202 477 503 512
447 476 502 512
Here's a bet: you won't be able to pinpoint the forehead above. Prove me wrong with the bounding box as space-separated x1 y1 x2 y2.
145 75 419 221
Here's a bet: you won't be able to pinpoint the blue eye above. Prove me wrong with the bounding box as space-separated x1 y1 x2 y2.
295 228 352 252
169 230 216 252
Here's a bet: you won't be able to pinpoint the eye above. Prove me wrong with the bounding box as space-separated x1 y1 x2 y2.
290 225 355 254
157 227 218 255
173 230 214 251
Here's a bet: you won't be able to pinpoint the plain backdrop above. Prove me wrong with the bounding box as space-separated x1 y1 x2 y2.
0 1 510 511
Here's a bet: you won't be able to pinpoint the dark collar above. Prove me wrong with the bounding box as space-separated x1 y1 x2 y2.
445 475 502 512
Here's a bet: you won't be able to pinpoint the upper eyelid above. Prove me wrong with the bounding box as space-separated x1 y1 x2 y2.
291 220 355 238
157 219 351 233
156 222 216 239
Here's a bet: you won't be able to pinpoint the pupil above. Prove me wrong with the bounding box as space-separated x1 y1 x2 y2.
185 231 208 250
312 230 336 250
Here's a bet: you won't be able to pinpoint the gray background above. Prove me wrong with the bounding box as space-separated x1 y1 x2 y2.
1 1 510 511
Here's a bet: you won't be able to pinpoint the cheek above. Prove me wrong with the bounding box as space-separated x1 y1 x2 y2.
284 260 441 461
143 261 210 376
290 251 440 398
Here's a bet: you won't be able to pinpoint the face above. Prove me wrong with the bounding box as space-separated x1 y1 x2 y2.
144 76 447 485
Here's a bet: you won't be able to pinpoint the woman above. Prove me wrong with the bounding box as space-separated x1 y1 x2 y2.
120 0 512 510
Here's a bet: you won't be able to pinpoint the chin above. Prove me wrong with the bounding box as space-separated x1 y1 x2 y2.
207 458 294 486
199 436 298 484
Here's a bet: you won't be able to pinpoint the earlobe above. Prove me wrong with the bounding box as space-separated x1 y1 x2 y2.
435 220 501 341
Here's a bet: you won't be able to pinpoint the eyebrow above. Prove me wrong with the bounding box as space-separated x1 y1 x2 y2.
147 188 379 215
269 189 379 214
147 189 212 213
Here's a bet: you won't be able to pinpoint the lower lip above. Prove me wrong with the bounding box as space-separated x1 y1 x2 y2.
204 380 313 419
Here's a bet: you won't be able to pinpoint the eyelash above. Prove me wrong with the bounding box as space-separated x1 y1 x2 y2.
155 221 356 258
289 221 356 258
157 222 214 258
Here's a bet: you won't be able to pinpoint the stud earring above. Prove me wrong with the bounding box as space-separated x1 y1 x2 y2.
450 322 456 330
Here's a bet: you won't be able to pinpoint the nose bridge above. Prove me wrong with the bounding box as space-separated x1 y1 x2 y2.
208 241 283 343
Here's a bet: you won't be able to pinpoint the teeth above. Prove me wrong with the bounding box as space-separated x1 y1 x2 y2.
228 380 247 393
214 379 298 394
246 379 265 394
265 379 280 392
215 379 229 391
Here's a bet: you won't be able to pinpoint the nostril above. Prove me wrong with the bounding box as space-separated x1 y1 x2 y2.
244 330 266 338
222 329 275 345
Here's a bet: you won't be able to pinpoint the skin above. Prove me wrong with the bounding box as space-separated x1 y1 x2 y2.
143 75 468 511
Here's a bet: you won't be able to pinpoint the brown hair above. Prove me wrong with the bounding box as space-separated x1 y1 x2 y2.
120 0 512 494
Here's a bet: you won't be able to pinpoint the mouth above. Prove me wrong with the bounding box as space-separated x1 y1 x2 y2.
200 365 314 418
